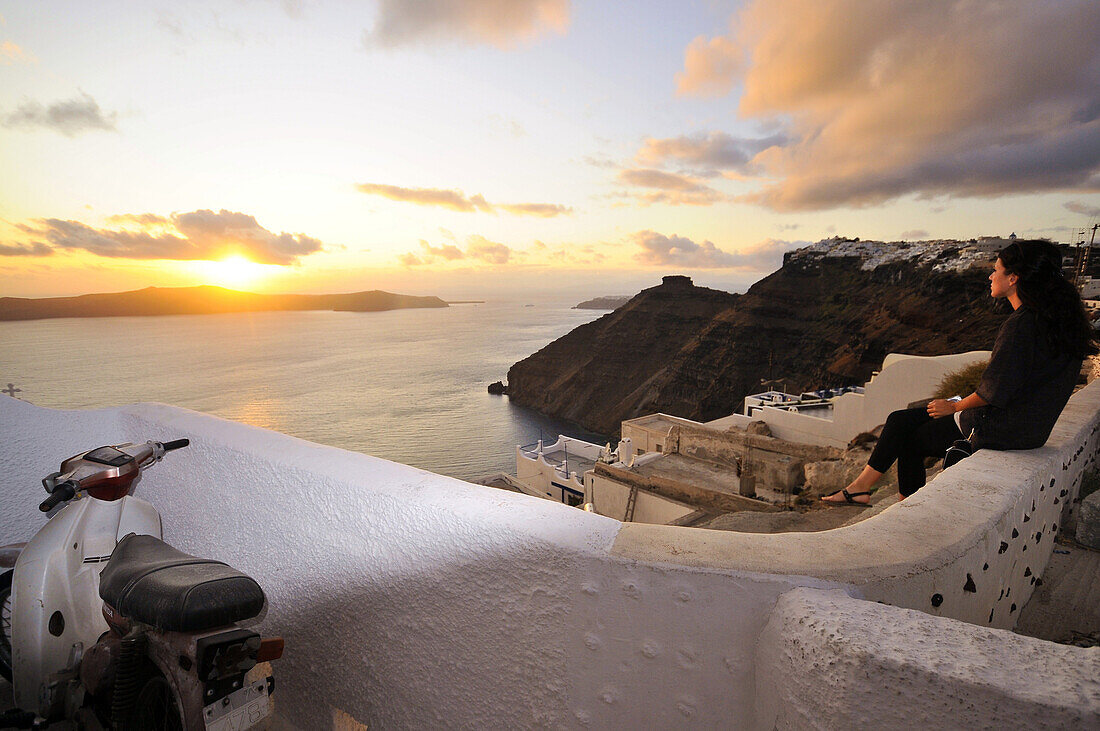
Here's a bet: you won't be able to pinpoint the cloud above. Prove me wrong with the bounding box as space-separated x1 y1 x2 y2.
2 92 117 136
899 229 930 240
365 0 569 49
16 210 323 265
498 203 572 217
616 168 724 206
466 235 512 264
356 182 572 216
631 231 803 270
675 35 742 97
684 0 1100 210
635 132 787 175
0 241 52 257
399 234 515 267
356 183 493 213
0 40 34 65
1065 200 1100 218
419 239 464 260
105 213 171 226
583 154 619 169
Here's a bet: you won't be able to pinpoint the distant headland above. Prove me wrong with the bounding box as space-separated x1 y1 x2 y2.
573 295 632 310
0 285 448 321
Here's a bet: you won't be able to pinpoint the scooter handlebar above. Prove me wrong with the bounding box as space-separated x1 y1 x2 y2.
39 481 76 512
160 439 190 452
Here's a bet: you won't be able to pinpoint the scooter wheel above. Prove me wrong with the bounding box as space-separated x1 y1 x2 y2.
127 673 183 731
0 569 12 682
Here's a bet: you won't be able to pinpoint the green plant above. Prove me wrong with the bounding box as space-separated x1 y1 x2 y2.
933 361 988 400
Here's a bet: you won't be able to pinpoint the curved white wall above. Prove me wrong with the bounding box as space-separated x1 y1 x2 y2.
753 351 991 447
756 587 1100 728
2 381 1099 728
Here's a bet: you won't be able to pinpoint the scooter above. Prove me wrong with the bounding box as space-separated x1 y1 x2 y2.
0 439 282 729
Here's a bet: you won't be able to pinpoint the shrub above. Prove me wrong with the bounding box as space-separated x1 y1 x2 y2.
933 361 988 400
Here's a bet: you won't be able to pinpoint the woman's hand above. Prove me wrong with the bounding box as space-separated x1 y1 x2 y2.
926 399 958 418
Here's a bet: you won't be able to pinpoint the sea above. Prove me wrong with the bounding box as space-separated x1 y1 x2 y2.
0 300 608 482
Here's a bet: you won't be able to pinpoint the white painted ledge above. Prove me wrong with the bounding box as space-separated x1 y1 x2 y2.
2 381 1099 728
756 587 1100 729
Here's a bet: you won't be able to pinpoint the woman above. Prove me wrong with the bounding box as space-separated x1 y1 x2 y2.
823 239 1097 505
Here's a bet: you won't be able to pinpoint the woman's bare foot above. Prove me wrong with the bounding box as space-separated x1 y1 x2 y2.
821 465 882 505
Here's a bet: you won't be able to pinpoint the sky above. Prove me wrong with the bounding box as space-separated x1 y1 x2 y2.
1 0 1099 300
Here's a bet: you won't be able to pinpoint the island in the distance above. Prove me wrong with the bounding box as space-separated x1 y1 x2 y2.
573 295 631 310
0 285 448 321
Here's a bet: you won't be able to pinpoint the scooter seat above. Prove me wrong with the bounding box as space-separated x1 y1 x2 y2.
99 533 265 632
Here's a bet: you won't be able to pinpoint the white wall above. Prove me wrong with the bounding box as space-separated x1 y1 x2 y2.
621 413 700 455
2 380 1099 728
584 472 695 524
751 351 990 447
756 588 1100 729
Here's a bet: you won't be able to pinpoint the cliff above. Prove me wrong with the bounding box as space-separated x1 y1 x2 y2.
0 286 448 321
573 296 631 310
506 250 1005 435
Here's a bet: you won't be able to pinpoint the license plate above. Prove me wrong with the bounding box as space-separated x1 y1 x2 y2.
204 680 271 731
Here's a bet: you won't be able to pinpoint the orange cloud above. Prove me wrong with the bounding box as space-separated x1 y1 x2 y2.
365 0 569 49
16 210 322 265
498 203 571 217
399 235 514 267
0 40 34 65
466 235 511 264
616 169 725 206
635 132 787 175
105 213 171 227
0 241 52 257
631 231 804 270
681 0 1100 210
675 35 741 97
356 182 572 216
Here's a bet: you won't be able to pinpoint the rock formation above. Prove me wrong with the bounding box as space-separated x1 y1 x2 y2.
506 275 740 435
506 244 1006 435
573 296 632 310
0 285 448 321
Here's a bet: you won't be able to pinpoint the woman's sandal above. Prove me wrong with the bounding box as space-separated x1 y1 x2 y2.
821 489 872 507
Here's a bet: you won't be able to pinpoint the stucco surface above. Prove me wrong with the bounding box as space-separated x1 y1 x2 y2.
755 587 1100 729
613 381 1100 630
3 382 1099 728
0 398 821 728
752 351 991 448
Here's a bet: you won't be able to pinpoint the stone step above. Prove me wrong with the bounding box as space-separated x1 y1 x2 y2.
1015 541 1100 644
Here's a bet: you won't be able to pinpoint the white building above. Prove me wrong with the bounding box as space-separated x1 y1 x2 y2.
741 351 990 447
513 435 604 506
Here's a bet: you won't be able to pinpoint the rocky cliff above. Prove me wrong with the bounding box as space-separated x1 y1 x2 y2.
506 245 1005 435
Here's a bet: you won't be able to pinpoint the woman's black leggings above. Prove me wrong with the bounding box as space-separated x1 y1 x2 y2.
867 407 963 497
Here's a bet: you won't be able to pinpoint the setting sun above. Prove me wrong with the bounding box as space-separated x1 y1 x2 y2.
201 256 270 288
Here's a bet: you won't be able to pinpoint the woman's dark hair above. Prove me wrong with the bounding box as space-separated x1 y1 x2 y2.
998 239 1098 359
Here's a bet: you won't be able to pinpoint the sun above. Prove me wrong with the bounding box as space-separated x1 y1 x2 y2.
201 256 269 289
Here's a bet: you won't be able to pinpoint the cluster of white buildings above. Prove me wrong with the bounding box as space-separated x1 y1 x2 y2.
512 350 990 515
788 234 1016 273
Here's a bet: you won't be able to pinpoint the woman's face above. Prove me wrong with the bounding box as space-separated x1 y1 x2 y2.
990 257 1018 299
